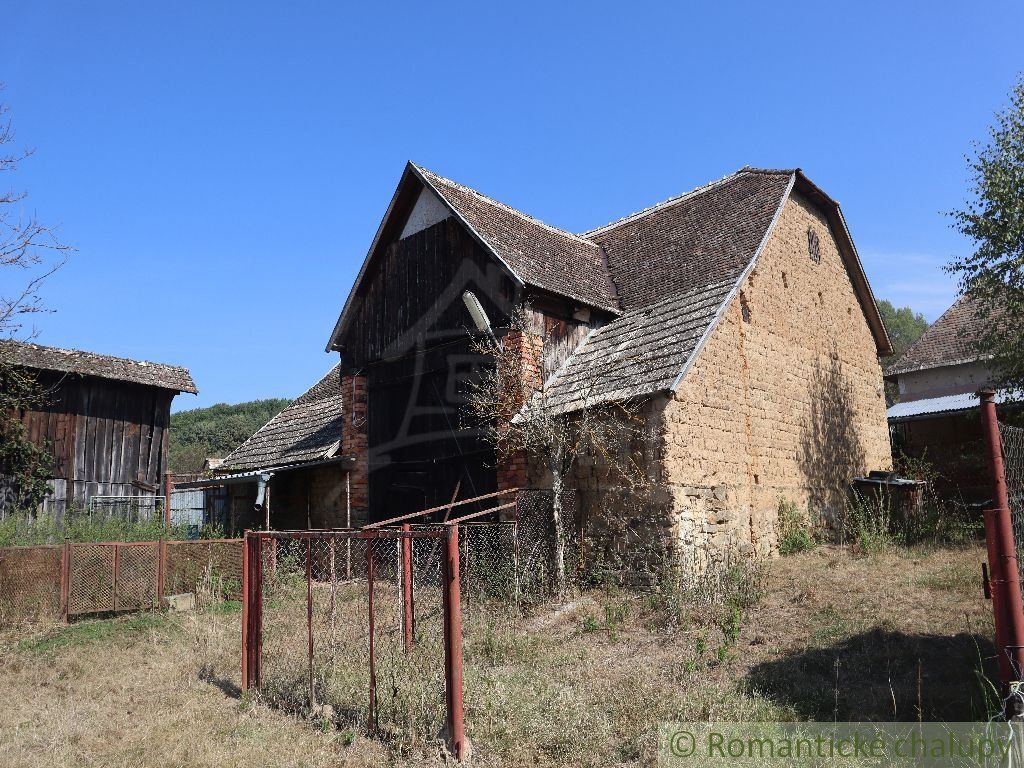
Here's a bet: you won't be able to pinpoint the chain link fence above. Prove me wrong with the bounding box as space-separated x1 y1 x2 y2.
0 544 62 624
247 529 452 745
0 538 242 625
999 421 1024 588
87 495 166 522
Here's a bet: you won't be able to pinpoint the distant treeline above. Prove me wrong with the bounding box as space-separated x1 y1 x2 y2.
169 398 291 473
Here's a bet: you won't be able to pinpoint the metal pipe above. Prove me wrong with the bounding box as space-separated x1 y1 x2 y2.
367 538 377 733
306 536 315 707
401 523 414 653
442 525 467 760
980 388 1024 710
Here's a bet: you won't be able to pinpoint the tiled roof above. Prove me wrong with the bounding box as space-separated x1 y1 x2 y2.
414 165 621 313
541 280 737 412
221 364 344 472
0 340 197 393
585 169 794 310
885 294 991 377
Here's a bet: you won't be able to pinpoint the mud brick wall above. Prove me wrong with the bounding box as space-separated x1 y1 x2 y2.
662 191 892 568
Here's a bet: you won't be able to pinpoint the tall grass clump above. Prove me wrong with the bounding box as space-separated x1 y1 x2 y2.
777 499 816 555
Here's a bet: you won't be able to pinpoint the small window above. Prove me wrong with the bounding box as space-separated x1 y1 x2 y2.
781 272 789 288
807 227 821 264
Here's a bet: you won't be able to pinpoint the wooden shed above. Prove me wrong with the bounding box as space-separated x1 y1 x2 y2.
0 340 197 520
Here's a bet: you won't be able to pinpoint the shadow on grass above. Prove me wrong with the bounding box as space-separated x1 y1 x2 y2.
745 628 999 721
199 666 242 699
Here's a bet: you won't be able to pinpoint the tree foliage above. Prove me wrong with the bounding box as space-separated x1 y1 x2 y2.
877 300 930 359
947 75 1024 389
168 398 291 472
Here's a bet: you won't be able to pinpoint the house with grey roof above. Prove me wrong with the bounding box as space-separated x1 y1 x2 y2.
218 162 893 569
886 293 1018 501
0 340 196 519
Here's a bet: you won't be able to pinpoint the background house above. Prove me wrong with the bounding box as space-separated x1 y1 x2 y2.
886 294 1018 502
0 340 197 520
178 364 355 533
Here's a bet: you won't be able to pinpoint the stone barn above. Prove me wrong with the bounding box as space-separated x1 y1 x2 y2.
229 162 893 569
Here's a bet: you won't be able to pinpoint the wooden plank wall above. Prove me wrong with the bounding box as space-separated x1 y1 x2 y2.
12 372 175 514
341 218 515 369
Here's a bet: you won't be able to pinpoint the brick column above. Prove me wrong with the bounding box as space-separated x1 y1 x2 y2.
496 330 543 493
341 374 369 524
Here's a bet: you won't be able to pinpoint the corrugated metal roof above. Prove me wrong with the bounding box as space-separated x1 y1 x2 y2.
887 390 1018 421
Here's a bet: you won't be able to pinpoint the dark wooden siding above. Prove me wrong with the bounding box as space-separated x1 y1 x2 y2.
338 218 509 520
11 372 175 512
340 218 515 369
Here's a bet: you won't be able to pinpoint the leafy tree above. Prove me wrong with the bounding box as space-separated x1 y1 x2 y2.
946 75 1024 389
0 91 72 514
168 398 292 472
877 300 930 359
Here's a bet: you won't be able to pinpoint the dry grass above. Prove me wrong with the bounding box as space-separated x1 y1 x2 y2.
0 544 995 767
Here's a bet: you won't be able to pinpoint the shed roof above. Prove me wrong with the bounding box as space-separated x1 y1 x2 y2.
0 339 197 393
886 389 1018 421
220 364 345 472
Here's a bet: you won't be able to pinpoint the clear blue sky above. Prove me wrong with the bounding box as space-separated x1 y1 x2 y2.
3 2 1022 411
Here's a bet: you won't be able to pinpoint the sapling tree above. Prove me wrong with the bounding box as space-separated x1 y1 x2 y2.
465 305 656 596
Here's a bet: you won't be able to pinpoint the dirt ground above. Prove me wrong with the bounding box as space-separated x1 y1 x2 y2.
0 544 996 767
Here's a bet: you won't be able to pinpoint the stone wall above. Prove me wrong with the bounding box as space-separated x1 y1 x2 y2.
661 191 892 567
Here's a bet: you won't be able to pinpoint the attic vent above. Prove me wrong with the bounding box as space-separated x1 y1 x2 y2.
807 227 821 264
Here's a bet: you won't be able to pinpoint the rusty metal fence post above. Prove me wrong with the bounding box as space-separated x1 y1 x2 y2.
156 538 166 609
366 537 377 733
60 540 71 623
442 524 467 760
401 523 414 653
979 388 1024 712
241 531 263 691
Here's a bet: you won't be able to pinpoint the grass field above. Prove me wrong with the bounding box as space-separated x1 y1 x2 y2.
0 543 997 767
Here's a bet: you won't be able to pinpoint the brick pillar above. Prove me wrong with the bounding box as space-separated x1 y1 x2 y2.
496 330 543 493
341 374 369 524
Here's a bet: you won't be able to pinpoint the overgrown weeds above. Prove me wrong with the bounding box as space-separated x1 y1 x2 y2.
777 499 816 555
0 509 226 547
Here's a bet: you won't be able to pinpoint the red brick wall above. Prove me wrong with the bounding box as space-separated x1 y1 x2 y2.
341 375 369 518
496 330 543 492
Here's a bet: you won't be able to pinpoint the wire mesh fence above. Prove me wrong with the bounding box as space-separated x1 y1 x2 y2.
87 495 166 522
245 529 456 749
999 421 1024 589
0 538 242 625
0 544 62 624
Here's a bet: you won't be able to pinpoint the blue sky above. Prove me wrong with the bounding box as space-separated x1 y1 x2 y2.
3 2 1022 411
